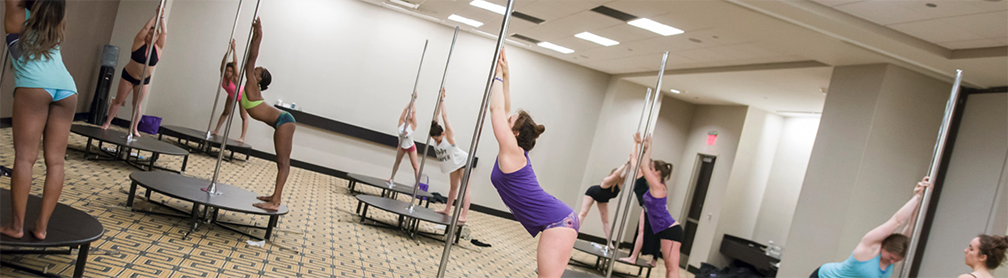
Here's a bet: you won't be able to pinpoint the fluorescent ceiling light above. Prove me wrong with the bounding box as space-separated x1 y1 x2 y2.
389 0 418 9
470 0 506 15
669 89 681 94
537 42 574 54
575 32 619 46
628 18 684 36
448 14 483 28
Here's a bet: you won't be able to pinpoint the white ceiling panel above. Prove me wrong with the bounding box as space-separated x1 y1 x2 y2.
941 11 1008 40
889 19 986 43
517 11 624 42
831 1 926 25
518 0 607 22
893 0 992 20
811 0 866 7
937 39 1004 50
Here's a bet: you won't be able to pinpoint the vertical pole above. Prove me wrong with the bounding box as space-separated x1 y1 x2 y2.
605 51 668 278
206 0 262 194
436 1 514 276
601 88 652 255
409 27 460 211
898 69 963 278
205 0 245 138
391 40 429 187
126 0 168 142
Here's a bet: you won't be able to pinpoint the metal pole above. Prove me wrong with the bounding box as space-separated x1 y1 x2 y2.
390 40 429 187
409 26 460 211
126 0 168 142
898 69 963 278
601 88 652 256
436 1 514 276
205 0 245 139
605 51 669 278
206 0 262 194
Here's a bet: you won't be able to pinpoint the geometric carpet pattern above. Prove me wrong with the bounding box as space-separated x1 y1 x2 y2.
0 124 680 277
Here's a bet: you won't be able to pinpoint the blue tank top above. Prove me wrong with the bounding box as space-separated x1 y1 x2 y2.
5 10 76 92
643 189 676 234
818 252 893 278
490 152 573 237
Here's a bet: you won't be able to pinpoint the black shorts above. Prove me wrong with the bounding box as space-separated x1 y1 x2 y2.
584 185 619 203
809 266 820 278
121 68 151 85
656 224 684 242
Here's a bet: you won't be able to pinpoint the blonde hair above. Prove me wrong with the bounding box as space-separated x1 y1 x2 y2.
20 0 67 61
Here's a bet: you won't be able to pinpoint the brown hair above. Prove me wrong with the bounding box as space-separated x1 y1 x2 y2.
882 234 909 258
979 234 1008 270
20 0 66 61
512 110 545 152
653 160 673 182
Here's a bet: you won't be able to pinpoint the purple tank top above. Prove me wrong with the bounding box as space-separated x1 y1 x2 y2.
490 152 574 237
643 189 676 234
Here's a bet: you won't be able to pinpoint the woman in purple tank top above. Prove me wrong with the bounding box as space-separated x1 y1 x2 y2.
487 49 578 278
639 135 684 278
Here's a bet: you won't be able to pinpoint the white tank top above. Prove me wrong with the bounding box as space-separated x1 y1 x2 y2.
434 138 468 173
399 123 415 149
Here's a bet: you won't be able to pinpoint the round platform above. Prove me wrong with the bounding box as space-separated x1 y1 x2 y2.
129 171 288 216
356 194 449 225
71 124 188 156
0 189 104 247
160 125 252 149
561 269 604 277
347 173 434 199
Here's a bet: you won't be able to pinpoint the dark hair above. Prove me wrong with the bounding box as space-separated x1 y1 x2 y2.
20 0 66 61
225 62 235 71
512 110 545 152
882 234 909 258
979 234 1008 270
430 121 444 137
652 160 673 182
258 68 271 90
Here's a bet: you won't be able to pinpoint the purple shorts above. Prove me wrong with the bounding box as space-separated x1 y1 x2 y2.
544 211 580 232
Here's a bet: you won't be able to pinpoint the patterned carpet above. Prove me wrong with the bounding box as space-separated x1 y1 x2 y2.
0 123 684 277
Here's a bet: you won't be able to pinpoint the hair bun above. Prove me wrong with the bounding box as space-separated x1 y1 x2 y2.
998 235 1008 248
259 84 268 90
535 124 545 134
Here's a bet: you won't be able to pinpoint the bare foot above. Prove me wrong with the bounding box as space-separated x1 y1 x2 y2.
100 123 110 130
132 131 142 138
618 257 637 264
457 217 467 224
436 209 449 215
257 195 273 202
236 138 245 144
0 225 23 239
211 131 219 136
31 229 46 240
253 202 280 211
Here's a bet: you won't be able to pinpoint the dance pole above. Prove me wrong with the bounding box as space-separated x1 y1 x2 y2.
600 87 652 256
408 26 460 211
206 0 262 194
897 69 963 278
126 0 168 142
606 51 668 278
436 1 514 277
204 0 245 139
390 40 429 187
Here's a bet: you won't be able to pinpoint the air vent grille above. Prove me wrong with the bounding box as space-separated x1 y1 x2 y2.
590 6 638 22
510 34 541 44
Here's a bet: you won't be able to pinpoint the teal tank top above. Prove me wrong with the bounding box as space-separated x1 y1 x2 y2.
818 252 893 278
6 10 77 92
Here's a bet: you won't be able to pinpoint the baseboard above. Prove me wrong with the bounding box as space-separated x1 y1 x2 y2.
687 264 699 274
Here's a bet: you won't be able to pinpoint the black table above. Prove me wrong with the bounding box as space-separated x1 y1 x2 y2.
70 124 189 173
127 171 288 241
346 173 433 207
0 189 104 278
355 195 462 242
158 125 252 162
570 239 654 277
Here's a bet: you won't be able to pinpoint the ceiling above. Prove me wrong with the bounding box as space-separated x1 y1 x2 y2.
362 0 1007 114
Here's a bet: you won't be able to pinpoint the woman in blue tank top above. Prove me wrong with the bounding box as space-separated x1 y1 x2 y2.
811 176 931 278
1 0 77 240
637 135 682 278
487 49 577 278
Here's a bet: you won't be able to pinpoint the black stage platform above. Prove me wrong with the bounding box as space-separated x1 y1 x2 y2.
561 268 605 277
158 125 252 162
346 173 433 207
127 171 288 241
0 189 104 278
355 195 462 242
70 124 189 173
570 239 654 277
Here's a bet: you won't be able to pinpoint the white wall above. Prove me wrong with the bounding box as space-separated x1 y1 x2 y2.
752 116 820 247
706 107 782 266
115 0 610 213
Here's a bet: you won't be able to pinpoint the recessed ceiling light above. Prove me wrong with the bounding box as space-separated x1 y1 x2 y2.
628 18 684 36
669 89 681 94
537 42 574 54
390 0 418 9
575 32 619 46
470 0 506 15
448 14 483 28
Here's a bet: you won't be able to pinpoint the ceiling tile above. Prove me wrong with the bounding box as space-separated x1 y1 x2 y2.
517 11 624 42
517 1 607 23
811 0 866 7
941 11 1008 41
889 19 986 43
894 0 989 20
832 1 926 25
937 39 1004 50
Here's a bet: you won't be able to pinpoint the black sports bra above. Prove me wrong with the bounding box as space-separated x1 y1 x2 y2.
131 44 159 66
